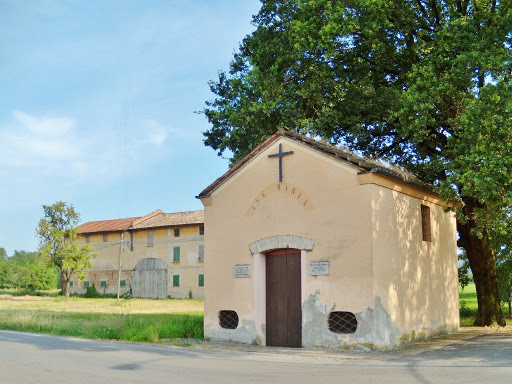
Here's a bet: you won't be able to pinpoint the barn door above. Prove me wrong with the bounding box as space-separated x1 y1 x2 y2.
266 248 302 348
131 258 168 299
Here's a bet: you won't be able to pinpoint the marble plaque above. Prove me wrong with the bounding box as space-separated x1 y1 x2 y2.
310 261 329 276
234 264 251 278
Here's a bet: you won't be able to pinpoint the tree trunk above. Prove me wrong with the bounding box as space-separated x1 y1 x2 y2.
457 203 505 326
60 271 70 299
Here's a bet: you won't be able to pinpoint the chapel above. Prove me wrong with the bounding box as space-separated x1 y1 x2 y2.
197 130 458 349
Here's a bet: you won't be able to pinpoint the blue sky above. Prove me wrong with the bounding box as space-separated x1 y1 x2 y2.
0 0 261 255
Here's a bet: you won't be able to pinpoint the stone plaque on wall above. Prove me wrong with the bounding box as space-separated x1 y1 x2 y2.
234 264 251 278
310 261 329 276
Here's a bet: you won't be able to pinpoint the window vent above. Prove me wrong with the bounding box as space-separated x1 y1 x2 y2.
147 232 154 247
219 310 239 329
421 204 431 242
328 311 357 334
198 244 204 261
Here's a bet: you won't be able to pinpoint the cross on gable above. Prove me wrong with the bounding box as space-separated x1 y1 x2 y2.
268 143 294 182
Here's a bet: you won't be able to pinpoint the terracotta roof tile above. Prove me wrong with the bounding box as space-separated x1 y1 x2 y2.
132 210 204 230
78 210 204 234
78 217 140 234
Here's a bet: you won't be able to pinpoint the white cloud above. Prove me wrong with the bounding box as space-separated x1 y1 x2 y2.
13 110 72 136
144 119 173 147
0 110 183 213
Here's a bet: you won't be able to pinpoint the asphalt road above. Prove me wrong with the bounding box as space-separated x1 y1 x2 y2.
0 330 511 384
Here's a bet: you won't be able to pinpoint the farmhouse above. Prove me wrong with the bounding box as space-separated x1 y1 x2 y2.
197 130 459 349
75 209 205 299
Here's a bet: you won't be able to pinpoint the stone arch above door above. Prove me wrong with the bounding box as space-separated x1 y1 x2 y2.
249 235 315 255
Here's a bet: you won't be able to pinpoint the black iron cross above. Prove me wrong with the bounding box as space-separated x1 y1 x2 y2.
268 143 294 182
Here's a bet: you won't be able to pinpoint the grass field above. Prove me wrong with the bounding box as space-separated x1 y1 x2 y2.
0 294 204 343
459 283 512 326
459 283 478 326
0 285 508 343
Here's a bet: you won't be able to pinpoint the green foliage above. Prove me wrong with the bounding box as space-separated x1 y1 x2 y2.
36 201 96 298
0 250 58 291
459 300 474 318
83 284 100 298
0 247 6 260
203 0 512 326
458 252 472 290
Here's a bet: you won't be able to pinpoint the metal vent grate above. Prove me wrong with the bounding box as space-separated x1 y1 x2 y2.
328 311 357 334
219 310 239 329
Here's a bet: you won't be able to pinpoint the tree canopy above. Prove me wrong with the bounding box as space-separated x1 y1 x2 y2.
36 201 95 298
203 0 512 325
0 250 58 291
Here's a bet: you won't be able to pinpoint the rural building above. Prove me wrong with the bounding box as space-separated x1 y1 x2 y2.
197 130 459 349
75 209 205 299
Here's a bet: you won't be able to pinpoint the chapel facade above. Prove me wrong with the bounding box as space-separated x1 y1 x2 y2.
198 130 458 349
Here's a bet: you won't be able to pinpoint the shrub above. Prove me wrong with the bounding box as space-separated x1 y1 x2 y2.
84 284 100 298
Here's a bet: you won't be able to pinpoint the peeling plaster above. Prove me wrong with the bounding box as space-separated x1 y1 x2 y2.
302 291 402 349
302 292 456 349
205 319 260 345
303 291 374 349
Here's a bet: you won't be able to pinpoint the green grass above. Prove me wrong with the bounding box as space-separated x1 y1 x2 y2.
0 292 204 343
0 310 203 342
459 283 478 326
0 288 61 297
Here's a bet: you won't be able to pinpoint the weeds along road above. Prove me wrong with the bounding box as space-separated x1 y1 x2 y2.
1 330 511 384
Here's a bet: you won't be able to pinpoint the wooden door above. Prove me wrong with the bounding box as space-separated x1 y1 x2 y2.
131 258 168 299
266 248 302 348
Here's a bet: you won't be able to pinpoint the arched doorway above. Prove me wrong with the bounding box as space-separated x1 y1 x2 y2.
131 258 168 299
266 248 302 348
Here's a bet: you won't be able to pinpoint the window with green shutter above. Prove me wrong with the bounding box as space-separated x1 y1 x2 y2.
173 275 180 287
173 246 180 262
198 274 204 287
100 280 107 287
84 281 90 287
120 280 126 287
70 281 74 287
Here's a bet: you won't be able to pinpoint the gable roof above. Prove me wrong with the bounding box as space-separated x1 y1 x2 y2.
77 209 203 234
197 129 431 199
131 210 204 230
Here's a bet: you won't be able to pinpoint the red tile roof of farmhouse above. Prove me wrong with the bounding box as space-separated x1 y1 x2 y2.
131 210 204 230
77 209 203 234
197 129 433 199
77 217 141 234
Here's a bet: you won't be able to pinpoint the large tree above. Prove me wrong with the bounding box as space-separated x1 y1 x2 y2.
36 201 95 298
203 0 512 325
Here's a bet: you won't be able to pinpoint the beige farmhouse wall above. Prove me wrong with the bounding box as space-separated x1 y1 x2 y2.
201 135 458 349
74 224 204 299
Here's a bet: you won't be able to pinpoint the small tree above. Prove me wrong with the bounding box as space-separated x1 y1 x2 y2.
36 201 95 298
